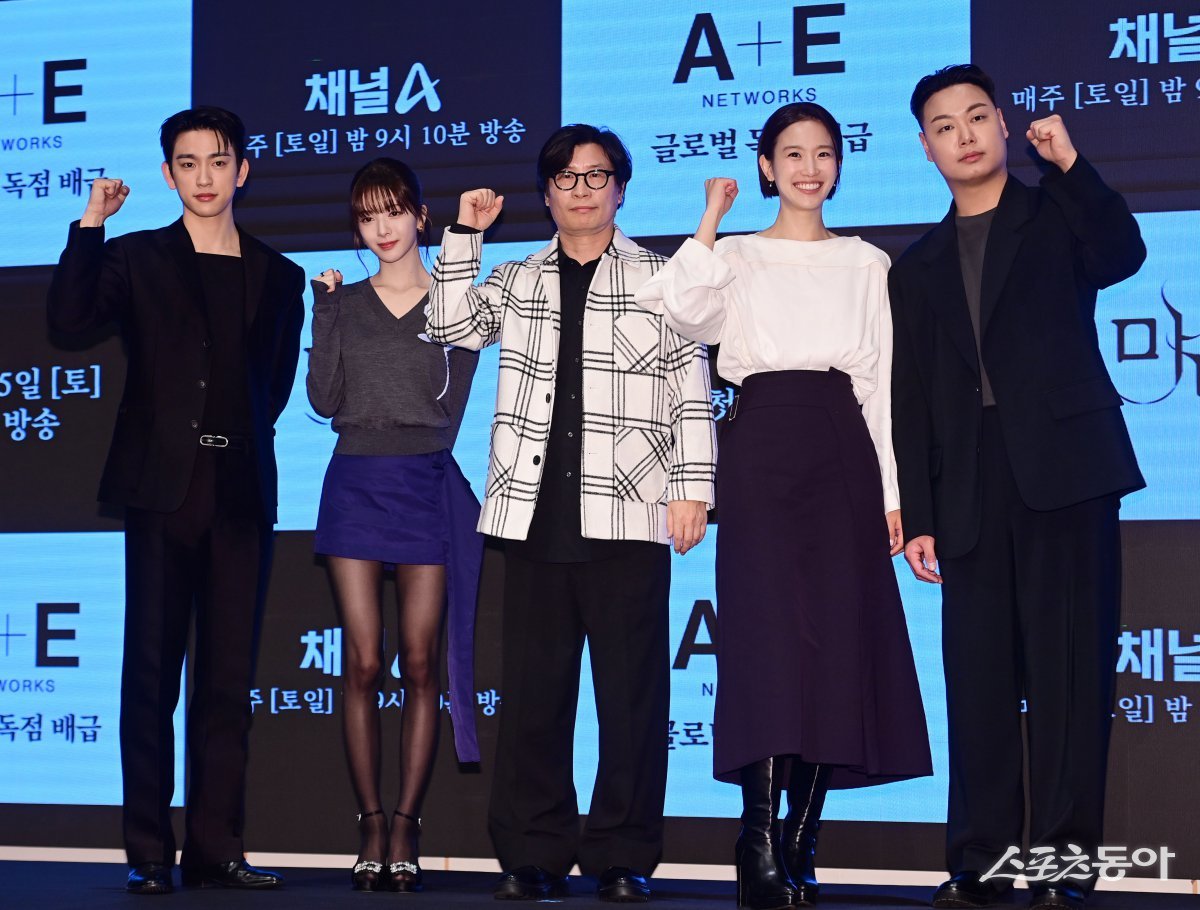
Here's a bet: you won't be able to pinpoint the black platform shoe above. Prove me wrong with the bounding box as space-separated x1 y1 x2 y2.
351 809 387 891
779 762 832 906
736 758 796 909
388 809 424 892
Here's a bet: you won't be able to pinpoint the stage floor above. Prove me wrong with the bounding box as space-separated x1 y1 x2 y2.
1 865 1193 909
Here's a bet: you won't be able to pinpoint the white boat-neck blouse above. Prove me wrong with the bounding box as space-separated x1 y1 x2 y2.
635 233 899 513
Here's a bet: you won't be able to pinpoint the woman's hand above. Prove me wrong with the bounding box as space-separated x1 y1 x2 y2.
694 177 738 249
886 509 903 557
313 268 343 294
704 177 738 220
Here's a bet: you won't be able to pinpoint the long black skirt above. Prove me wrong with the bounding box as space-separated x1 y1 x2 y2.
713 369 932 789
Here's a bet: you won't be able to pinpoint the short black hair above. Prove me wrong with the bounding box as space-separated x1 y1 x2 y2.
910 64 997 127
348 157 429 248
756 102 843 199
536 124 632 199
160 106 247 167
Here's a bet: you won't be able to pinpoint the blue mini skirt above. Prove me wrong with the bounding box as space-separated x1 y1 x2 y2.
315 451 453 564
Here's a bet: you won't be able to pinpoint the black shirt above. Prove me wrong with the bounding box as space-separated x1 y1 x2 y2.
956 208 997 407
196 252 253 435
507 248 651 564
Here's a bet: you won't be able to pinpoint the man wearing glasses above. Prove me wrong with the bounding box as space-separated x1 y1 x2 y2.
427 123 716 902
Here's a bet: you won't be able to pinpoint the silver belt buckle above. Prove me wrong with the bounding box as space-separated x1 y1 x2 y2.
199 434 229 448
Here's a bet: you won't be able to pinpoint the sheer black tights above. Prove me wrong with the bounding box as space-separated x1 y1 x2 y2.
329 557 445 866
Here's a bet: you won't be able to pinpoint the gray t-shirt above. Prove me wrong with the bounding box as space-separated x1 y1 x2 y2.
305 278 478 455
956 208 997 407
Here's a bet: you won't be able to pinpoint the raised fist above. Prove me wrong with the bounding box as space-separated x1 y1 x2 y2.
81 178 130 226
457 188 504 231
704 177 738 220
1026 114 1078 172
313 268 343 294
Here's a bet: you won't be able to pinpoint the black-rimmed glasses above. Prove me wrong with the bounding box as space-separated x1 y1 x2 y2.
552 168 617 191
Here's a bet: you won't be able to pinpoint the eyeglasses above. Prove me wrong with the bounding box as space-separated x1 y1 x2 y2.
552 168 617 191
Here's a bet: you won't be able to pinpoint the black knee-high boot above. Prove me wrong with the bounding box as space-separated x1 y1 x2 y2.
780 761 832 906
736 759 796 910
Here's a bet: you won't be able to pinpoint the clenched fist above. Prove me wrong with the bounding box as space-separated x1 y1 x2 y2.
1026 114 1078 173
313 268 343 294
457 188 504 232
81 178 130 227
704 177 738 220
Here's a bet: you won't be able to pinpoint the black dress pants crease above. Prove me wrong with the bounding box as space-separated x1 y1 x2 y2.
940 408 1120 884
489 544 671 878
120 446 271 868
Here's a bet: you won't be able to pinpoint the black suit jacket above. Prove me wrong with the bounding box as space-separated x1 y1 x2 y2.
889 156 1146 559
47 218 305 524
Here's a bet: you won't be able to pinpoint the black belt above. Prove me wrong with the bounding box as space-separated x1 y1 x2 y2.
199 433 251 453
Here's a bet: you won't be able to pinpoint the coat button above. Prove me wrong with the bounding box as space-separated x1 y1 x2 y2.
533 455 541 465
202 339 211 348
190 420 199 429
198 379 207 389
545 393 551 403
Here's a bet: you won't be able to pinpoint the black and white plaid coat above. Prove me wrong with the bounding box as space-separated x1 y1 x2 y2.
427 227 717 544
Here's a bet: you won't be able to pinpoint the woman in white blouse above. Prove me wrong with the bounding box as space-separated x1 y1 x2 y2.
636 103 932 910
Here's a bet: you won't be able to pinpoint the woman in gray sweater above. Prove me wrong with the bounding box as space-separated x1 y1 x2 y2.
306 158 481 893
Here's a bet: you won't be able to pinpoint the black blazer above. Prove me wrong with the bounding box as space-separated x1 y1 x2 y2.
889 156 1146 559
47 218 305 524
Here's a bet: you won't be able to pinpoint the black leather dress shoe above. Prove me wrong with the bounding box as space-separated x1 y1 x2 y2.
494 865 569 900
180 859 283 889
932 872 1006 908
126 863 173 895
598 866 651 903
1029 883 1085 909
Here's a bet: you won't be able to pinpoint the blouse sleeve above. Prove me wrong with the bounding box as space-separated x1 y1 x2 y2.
859 260 901 513
633 237 735 345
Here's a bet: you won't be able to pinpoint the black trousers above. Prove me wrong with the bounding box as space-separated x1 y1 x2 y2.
120 447 271 868
940 409 1120 882
488 544 671 878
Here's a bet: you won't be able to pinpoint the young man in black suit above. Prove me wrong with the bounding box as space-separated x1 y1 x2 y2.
47 107 304 894
888 66 1145 910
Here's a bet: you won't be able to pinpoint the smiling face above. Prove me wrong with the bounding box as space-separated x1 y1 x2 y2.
161 129 247 220
543 142 624 239
758 119 839 213
355 197 425 264
918 82 1009 189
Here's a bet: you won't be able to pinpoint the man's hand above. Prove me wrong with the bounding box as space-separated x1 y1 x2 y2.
903 535 942 584
313 268 343 294
80 178 130 228
666 500 708 555
886 510 904 557
1026 114 1078 173
457 188 504 231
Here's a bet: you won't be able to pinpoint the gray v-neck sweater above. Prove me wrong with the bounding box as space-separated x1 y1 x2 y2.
306 278 477 455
